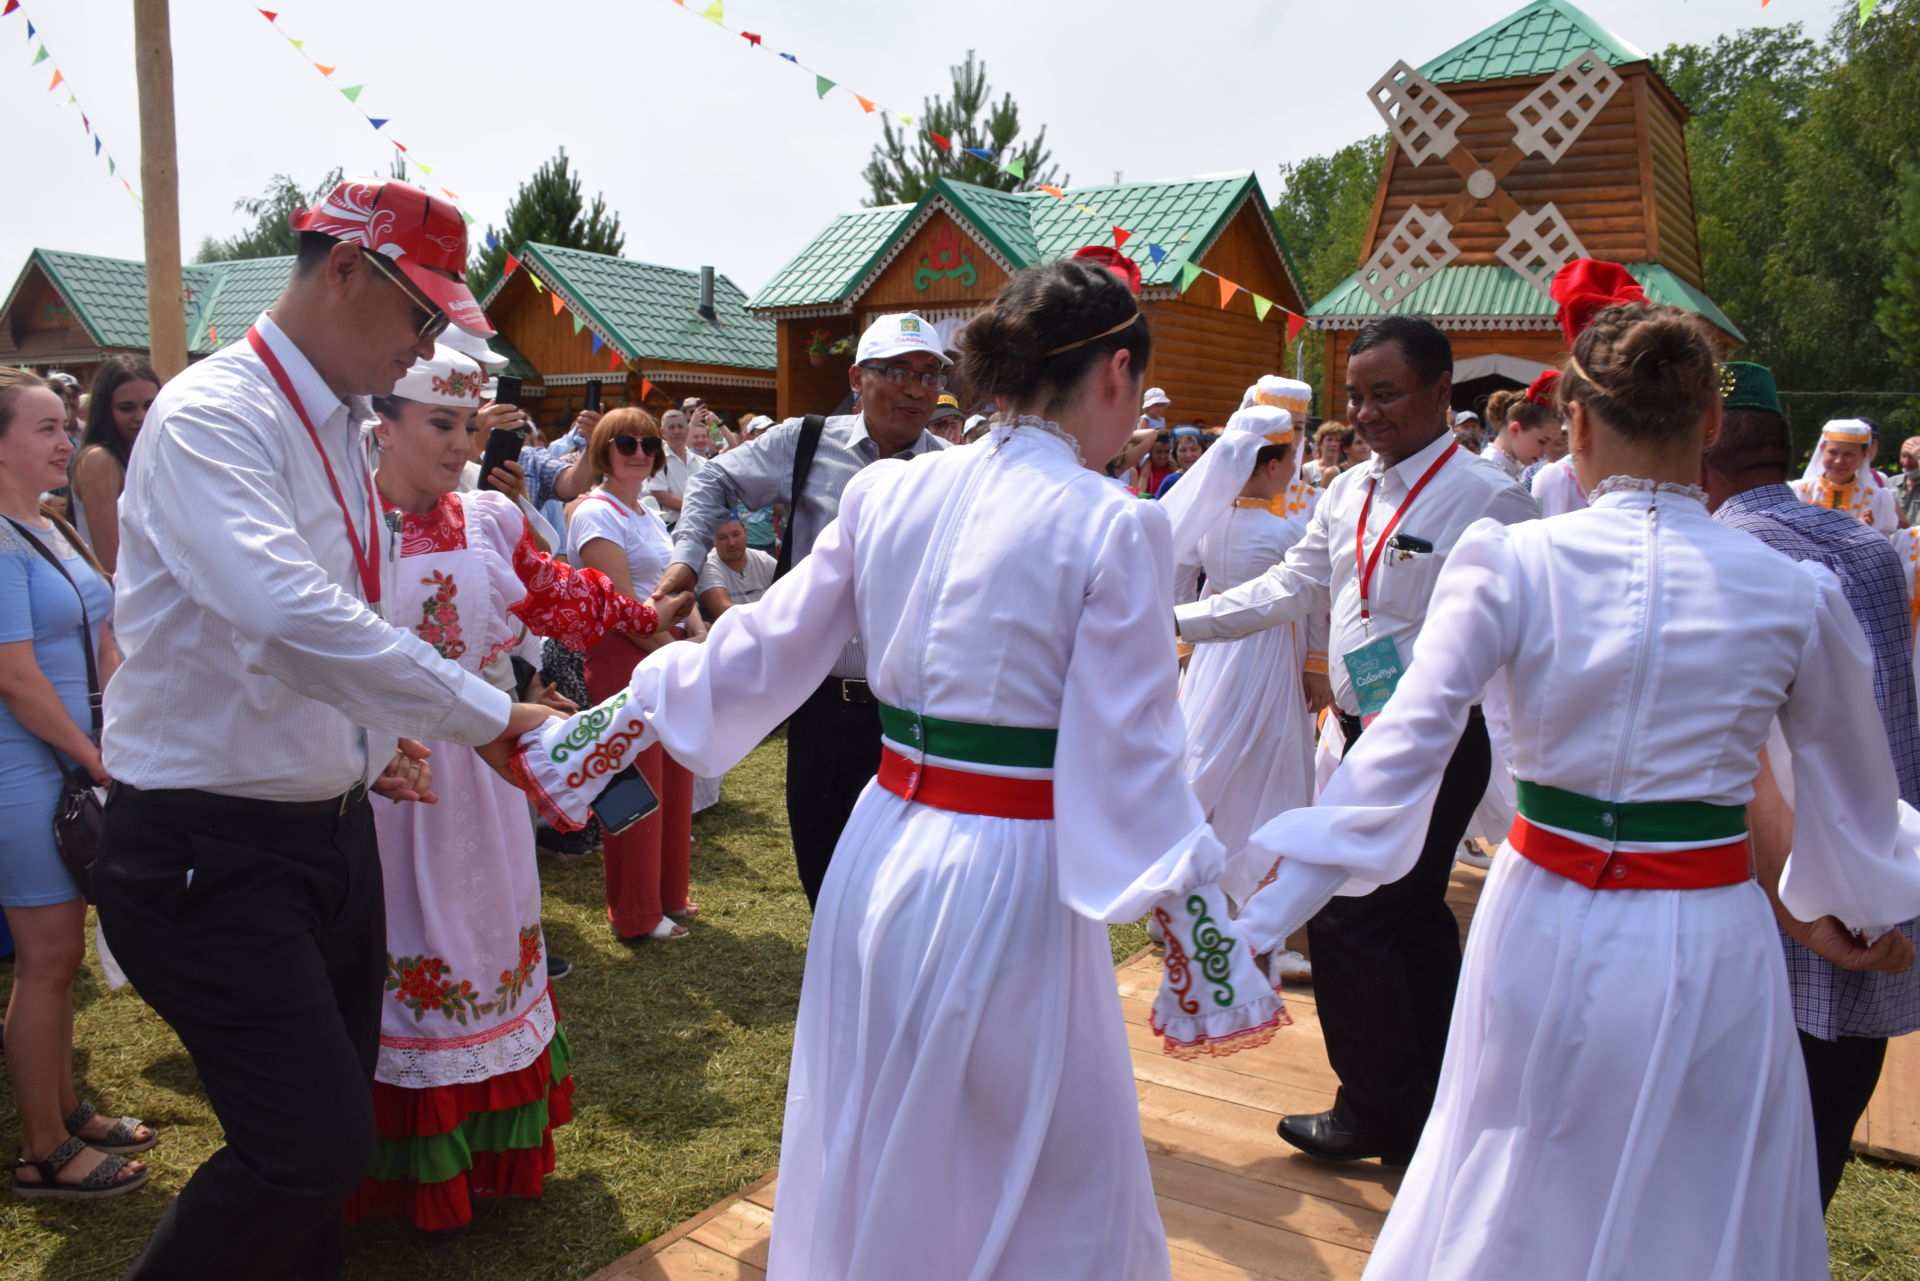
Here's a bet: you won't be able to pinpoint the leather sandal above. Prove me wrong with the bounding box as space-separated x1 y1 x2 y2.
65 1102 158 1155
666 903 701 923
11 1137 149 1199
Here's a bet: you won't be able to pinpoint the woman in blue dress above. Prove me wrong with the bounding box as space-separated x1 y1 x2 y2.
1 367 152 1199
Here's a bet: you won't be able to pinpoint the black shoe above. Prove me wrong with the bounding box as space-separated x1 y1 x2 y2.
546 954 572 981
1276 1110 1415 1166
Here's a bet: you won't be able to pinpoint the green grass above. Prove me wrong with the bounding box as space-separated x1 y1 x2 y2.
2 730 1916 1279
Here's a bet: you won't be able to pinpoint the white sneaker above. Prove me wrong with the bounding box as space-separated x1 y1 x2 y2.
1273 950 1312 981
1458 842 1493 870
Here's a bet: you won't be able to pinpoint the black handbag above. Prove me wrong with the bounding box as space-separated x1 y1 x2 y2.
5 517 106 901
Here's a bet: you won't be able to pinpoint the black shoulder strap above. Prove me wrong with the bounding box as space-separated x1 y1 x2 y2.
774 414 828 581
5 517 101 737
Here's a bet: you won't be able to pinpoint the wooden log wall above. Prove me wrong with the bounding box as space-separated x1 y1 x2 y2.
775 320 858 421
0 265 109 372
1322 326 1570 418
861 210 1012 311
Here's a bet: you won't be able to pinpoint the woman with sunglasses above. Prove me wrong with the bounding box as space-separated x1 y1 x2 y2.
569 410 702 941
344 346 664 1229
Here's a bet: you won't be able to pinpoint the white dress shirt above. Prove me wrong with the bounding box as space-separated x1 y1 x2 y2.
105 313 510 801
645 446 706 528
1175 428 1539 715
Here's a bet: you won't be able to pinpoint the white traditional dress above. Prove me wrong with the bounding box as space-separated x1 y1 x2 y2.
1529 454 1588 517
1792 472 1898 533
509 419 1282 1280
345 487 657 1230
1897 525 1920 695
1236 478 1920 1280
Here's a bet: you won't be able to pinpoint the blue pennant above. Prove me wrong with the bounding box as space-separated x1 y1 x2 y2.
368 117 388 130
1146 243 1167 264
486 232 500 250
779 52 797 62
28 21 36 39
94 136 101 156
591 332 604 353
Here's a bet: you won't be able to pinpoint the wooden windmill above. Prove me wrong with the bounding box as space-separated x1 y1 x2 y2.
1308 0 1743 409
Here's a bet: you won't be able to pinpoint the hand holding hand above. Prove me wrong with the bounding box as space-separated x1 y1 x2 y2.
373 739 436 804
475 702 568 786
527 674 578 716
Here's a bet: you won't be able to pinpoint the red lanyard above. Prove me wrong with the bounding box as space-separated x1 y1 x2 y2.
1354 440 1457 627
247 326 382 605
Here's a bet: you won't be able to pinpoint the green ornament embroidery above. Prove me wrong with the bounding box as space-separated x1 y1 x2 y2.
552 691 629 763
1187 892 1238 1008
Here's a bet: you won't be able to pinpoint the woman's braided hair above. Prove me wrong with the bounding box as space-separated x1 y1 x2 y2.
959 258 1150 413
1557 302 1716 442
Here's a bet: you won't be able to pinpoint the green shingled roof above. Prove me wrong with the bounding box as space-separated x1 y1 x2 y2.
750 172 1300 310
1418 0 1646 85
8 248 292 356
1308 262 1743 341
513 243 775 371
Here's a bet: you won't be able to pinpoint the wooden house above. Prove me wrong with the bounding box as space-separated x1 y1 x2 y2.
1306 0 1741 412
0 248 290 385
749 173 1307 425
481 244 777 430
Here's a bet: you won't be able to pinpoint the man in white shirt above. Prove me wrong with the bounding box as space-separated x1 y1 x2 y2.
696 515 776 619
647 407 708 529
92 178 559 1281
1175 314 1538 1167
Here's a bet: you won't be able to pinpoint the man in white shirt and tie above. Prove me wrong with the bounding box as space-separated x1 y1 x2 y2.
1175 315 1538 1166
93 179 562 1281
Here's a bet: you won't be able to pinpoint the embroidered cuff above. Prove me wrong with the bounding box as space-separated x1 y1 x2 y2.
1304 652 1328 676
508 690 651 832
1149 882 1290 1061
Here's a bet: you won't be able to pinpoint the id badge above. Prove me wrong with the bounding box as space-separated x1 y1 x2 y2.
1342 634 1405 719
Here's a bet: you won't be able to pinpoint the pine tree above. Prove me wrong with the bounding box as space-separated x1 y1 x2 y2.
861 52 1064 207
469 148 625 298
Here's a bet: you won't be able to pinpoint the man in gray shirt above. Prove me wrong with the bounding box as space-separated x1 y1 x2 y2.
650 313 949 904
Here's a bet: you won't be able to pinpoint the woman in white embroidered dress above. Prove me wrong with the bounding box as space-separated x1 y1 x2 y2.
1234 301 1920 1279
501 259 1283 1280
343 347 661 1230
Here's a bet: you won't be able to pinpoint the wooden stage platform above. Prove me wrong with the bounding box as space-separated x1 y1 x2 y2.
590 862 1917 1281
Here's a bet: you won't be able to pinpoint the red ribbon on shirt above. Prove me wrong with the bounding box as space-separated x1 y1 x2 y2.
1354 441 1458 626
247 326 383 605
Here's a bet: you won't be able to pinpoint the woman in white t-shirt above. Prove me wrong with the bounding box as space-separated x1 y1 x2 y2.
568 409 700 941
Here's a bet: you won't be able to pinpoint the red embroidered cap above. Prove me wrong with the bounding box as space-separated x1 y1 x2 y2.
1525 370 1560 406
1549 258 1646 347
1072 245 1143 296
289 178 494 337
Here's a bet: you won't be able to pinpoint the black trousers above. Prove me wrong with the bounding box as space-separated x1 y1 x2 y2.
1309 705 1490 1144
92 784 385 1281
1798 1029 1889 1209
785 680 884 908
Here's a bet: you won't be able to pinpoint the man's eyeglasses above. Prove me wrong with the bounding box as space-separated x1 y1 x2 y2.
612 435 665 457
861 363 947 391
362 251 451 342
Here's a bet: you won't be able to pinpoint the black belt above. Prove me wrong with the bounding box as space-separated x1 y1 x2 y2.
1336 703 1482 747
816 677 874 705
110 780 371 822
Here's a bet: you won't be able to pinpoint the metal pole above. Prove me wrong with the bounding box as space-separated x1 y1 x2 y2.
133 0 186 379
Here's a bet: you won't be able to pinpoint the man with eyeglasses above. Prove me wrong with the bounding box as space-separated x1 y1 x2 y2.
93 178 563 1280
651 312 950 906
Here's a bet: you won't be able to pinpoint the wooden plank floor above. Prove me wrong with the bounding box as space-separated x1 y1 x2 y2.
591 858 1919 1281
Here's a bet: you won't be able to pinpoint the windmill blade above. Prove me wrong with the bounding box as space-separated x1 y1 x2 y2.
1368 61 1468 168
1358 205 1461 313
1507 49 1622 166
1496 204 1589 299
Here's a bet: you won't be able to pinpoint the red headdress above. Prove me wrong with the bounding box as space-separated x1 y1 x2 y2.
1525 370 1560 406
1549 259 1646 347
1072 245 1143 296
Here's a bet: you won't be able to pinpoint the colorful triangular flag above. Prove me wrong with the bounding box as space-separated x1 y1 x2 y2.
440 187 459 199
460 210 474 225
572 311 585 335
28 20 37 38
1252 295 1273 322
417 162 434 175
642 378 657 401
1146 244 1167 265
31 44 46 64
528 273 544 293
340 85 363 102
815 76 834 98
899 114 914 126
928 132 951 151
780 52 797 63
503 253 521 276
1112 226 1131 251
1217 277 1241 309
1860 0 1879 22
93 137 100 156
208 324 219 344
1179 262 1202 293
1073 203 1094 215
700 0 724 22
1286 313 1307 343
551 292 564 317
2 2 17 15
369 118 388 130
855 95 876 113
608 348 624 372
108 156 115 175
257 8 277 20
289 39 303 50
47 68 62 91
486 233 500 251
1039 185 1066 199
591 332 604 353
315 63 335 76
741 31 761 45
1005 157 1025 180
964 147 994 161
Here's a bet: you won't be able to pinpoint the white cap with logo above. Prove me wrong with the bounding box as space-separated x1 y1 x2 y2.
856 313 953 366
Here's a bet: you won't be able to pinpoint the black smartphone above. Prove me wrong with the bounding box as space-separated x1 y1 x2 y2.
477 428 521 494
494 375 523 408
583 379 602 413
1388 534 1434 554
592 763 660 834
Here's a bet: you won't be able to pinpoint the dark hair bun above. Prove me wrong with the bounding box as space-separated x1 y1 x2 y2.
1561 303 1715 443
959 259 1150 411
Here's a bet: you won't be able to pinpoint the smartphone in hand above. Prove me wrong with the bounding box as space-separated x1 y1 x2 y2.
477 428 522 494
593 763 660 833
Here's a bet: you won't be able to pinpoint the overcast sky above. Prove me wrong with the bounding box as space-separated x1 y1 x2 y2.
2 0 1840 302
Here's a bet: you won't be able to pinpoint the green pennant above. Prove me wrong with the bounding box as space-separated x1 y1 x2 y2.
1860 0 1880 23
1253 295 1273 322
571 311 585 335
1179 262 1202 293
701 0 724 21
32 45 47 64
1005 157 1026 180
289 38 303 50
108 157 116 175
815 75 834 98
341 84 363 102
460 210 474 225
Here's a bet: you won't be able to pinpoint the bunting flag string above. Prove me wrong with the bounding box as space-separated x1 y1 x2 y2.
250 5 473 223
652 0 1323 341
3 0 141 204
498 257 640 377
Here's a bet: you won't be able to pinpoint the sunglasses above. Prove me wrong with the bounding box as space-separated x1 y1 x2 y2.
362 250 451 342
612 435 665 457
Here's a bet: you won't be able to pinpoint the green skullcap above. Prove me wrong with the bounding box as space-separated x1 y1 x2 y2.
1718 361 1782 416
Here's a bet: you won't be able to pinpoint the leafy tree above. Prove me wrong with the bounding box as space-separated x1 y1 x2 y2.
1878 168 1920 380
195 157 411 264
862 51 1064 206
469 148 625 299
1270 136 1388 404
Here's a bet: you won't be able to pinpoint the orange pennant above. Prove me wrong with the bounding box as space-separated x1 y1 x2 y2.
1038 185 1066 199
641 378 657 401
550 292 564 317
48 69 64 91
1217 277 1241 309
855 95 876 113
315 63 335 76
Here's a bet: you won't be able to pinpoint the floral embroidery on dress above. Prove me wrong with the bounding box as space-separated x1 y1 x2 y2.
413 570 467 660
386 926 544 1025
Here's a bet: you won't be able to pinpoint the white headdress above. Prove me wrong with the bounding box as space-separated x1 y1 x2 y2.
1161 404 1297 567
1800 418 1879 487
389 344 487 408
